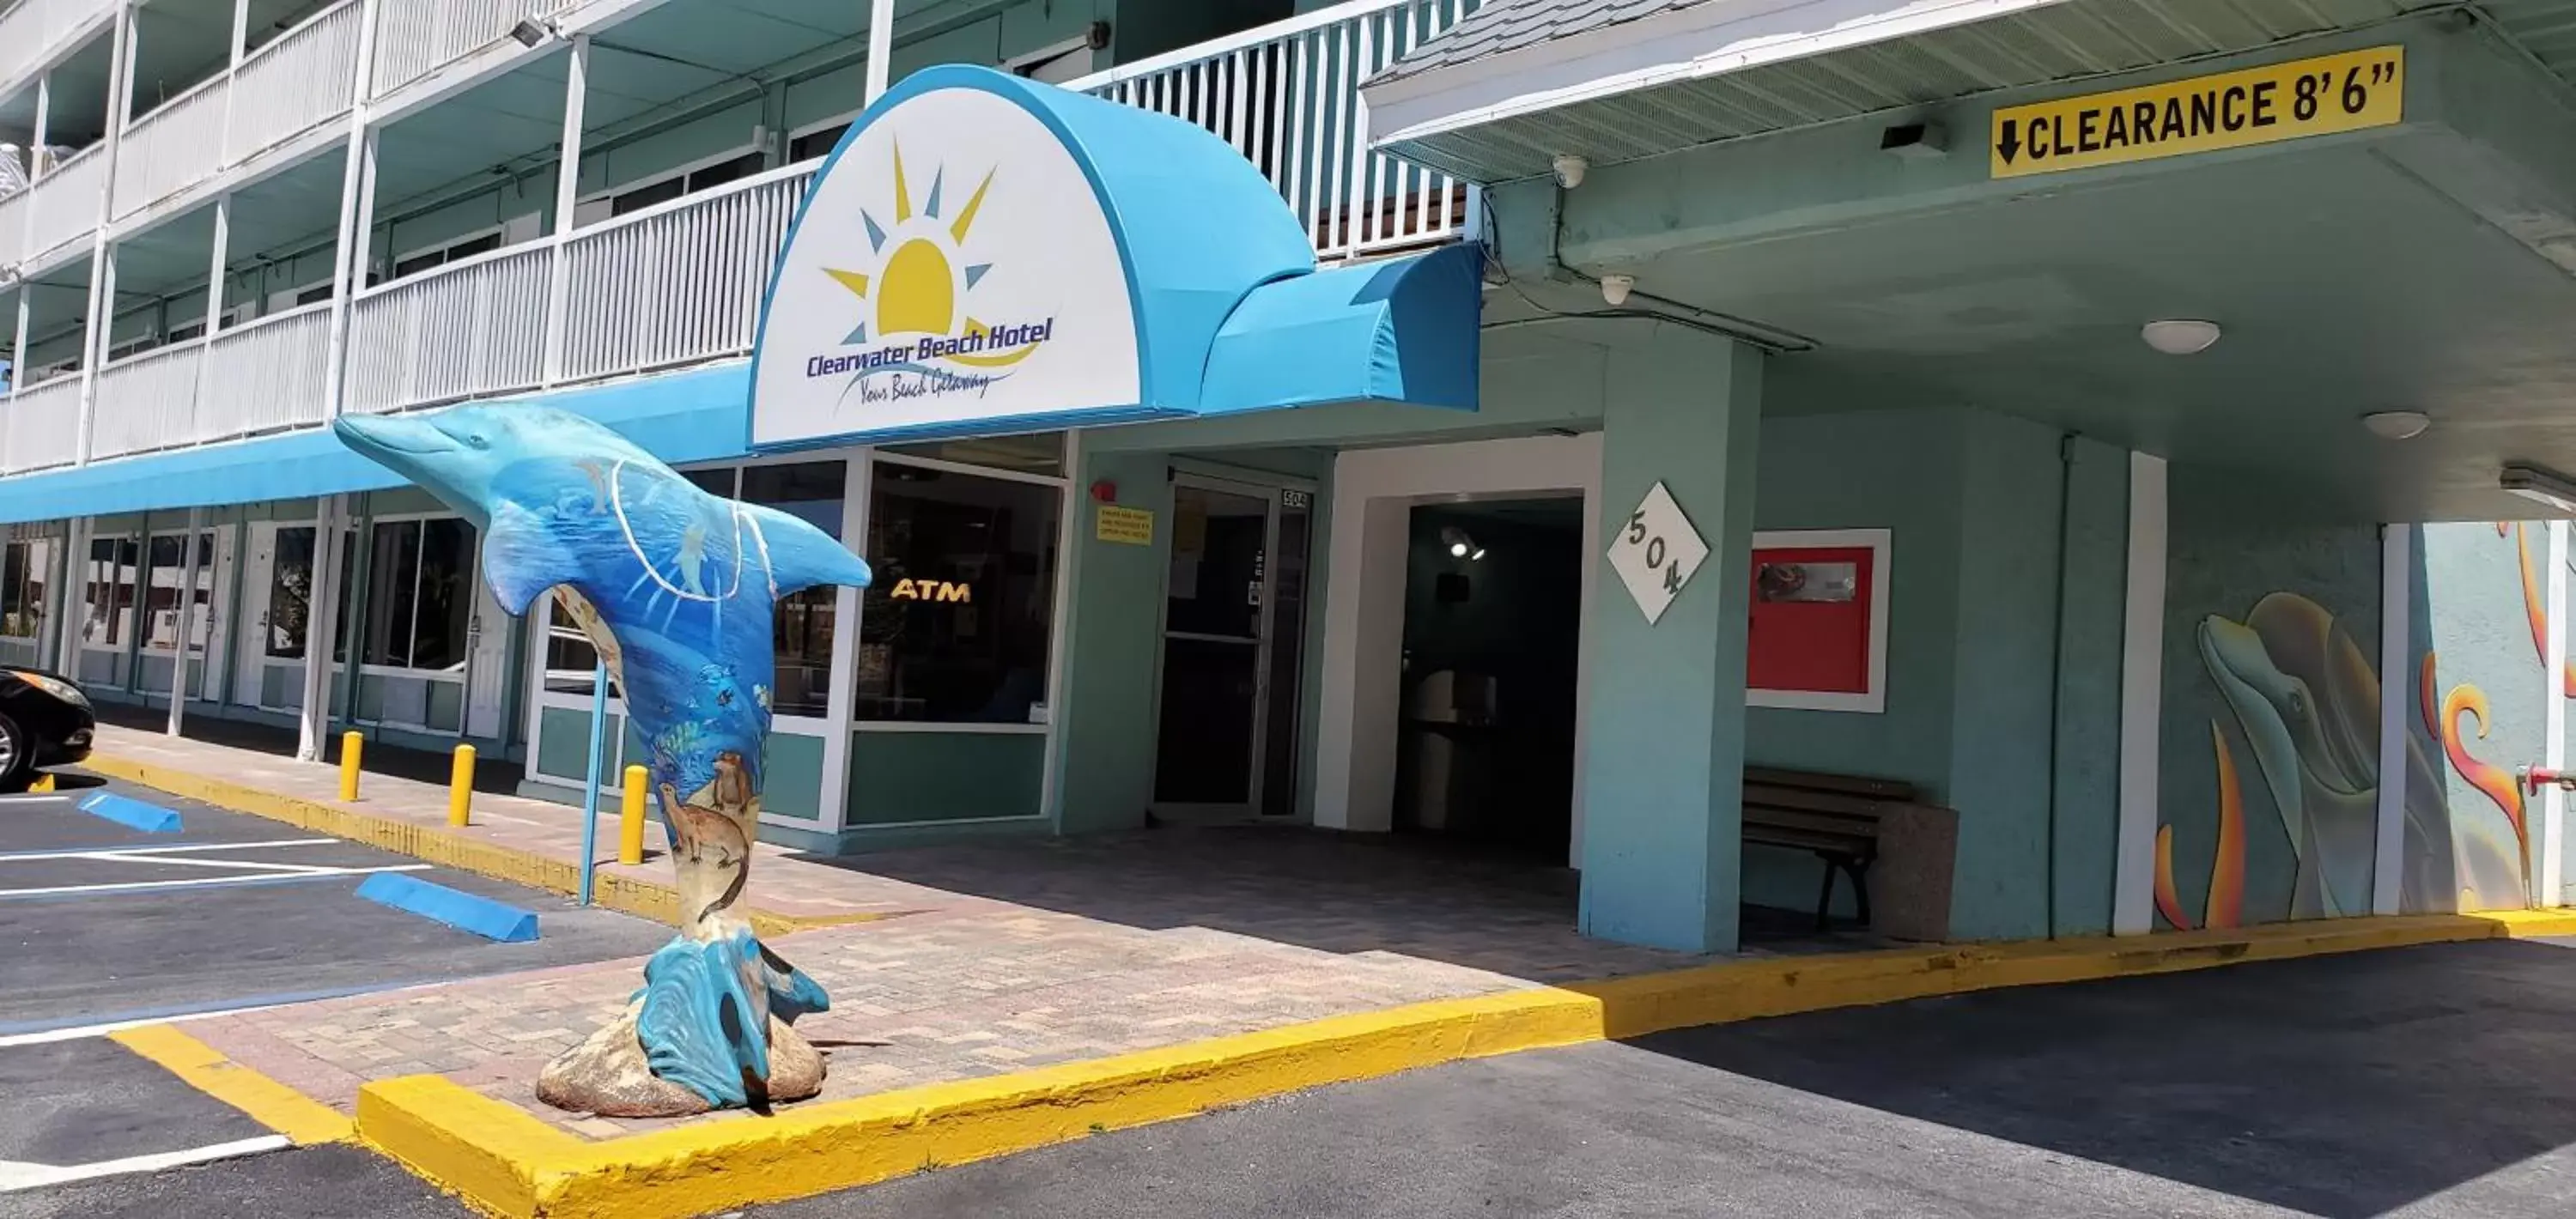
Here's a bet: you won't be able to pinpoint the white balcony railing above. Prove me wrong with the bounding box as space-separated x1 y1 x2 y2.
0 188 25 269
557 164 813 385
25 143 103 263
2 374 83 474
115 76 229 217
1071 0 1482 263
344 242 550 415
229 0 365 165
372 0 568 97
91 341 206 459
199 302 334 441
0 0 114 93
41 0 1486 463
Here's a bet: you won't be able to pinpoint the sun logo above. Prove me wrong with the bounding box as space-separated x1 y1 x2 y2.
822 141 1035 369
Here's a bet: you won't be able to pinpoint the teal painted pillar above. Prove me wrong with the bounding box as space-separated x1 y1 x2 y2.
1049 447 1175 836
1578 335 1764 954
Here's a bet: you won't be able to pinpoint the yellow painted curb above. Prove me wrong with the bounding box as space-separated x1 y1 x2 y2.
82 751 892 940
354 906 2576 1218
110 1024 354 1146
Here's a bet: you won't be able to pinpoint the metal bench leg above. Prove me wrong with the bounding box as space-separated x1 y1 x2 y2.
1813 853 1838 931
1845 859 1872 929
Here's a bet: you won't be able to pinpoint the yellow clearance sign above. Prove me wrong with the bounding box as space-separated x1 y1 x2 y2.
1990 46 2404 179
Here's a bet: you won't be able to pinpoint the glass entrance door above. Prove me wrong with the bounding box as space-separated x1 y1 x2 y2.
1152 475 1312 818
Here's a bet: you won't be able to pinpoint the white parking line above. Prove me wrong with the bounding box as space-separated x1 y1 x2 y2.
0 839 341 864
0 1004 295 1048
0 1135 289 1191
0 863 433 899
47 852 343 876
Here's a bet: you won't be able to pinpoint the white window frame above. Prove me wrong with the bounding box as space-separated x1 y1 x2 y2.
388 221 508 280
137 525 221 658
349 509 480 683
573 141 765 227
1005 35 1097 84
1744 527 1893 715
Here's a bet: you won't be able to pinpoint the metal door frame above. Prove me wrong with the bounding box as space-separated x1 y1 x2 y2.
1149 470 1295 822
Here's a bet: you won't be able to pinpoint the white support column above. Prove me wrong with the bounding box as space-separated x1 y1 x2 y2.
9 283 29 403
539 33 590 387
296 496 347 760
190 192 231 412
74 3 138 468
38 524 70 674
2546 522 2568 907
866 0 896 102
19 73 46 258
52 518 87 676
2111 452 2168 935
2373 524 2411 916
321 0 382 421
811 454 866 837
167 507 204 734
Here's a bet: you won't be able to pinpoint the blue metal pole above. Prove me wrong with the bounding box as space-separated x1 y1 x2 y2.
577 658 608 907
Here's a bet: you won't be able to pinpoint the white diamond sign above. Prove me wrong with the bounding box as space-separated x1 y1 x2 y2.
1609 481 1709 626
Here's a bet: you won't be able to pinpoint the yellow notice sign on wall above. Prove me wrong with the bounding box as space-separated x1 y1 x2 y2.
1096 504 1155 546
1990 46 2403 179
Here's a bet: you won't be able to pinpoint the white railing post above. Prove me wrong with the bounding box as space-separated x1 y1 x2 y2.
21 69 48 259
322 0 382 424
539 31 588 388
865 0 894 102
73 1 135 468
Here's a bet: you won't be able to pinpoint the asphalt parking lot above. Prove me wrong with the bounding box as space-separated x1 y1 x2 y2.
0 774 668 1196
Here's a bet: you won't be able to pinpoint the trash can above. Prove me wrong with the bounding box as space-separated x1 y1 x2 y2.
1404 669 1498 832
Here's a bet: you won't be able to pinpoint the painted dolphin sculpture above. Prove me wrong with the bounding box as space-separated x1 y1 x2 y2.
334 405 872 1115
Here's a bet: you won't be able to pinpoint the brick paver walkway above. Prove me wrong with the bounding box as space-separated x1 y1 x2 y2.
88 724 1838 1141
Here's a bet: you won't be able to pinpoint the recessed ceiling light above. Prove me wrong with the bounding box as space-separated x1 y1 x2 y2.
2141 318 2221 355
2360 410 2431 440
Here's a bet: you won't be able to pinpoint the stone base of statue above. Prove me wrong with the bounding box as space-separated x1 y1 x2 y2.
536 998 826 1119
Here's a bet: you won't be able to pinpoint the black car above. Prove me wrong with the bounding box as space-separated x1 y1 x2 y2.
0 667 94 791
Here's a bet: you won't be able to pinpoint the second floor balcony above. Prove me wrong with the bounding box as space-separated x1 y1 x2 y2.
1 0 1485 477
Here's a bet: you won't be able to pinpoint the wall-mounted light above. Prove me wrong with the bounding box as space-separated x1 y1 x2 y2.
2141 318 2221 355
2360 410 2431 440
2502 464 2576 515
509 18 559 47
1440 525 1485 561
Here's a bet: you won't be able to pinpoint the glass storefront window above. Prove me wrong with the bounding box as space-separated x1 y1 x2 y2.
82 536 139 649
744 461 847 718
360 518 474 671
544 597 600 694
857 460 1060 724
143 531 217 652
1 539 49 641
264 525 358 663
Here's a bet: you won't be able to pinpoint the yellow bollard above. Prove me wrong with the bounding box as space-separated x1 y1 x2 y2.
448 743 477 827
339 731 364 801
619 764 648 866
27 773 52 793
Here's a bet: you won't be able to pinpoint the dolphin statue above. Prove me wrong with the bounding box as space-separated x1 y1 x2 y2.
334 404 872 1115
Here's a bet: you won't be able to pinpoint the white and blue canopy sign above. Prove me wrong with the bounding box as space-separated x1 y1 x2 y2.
748 64 1480 450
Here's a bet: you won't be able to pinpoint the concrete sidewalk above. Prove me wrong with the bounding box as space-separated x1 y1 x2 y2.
80 725 1687 1141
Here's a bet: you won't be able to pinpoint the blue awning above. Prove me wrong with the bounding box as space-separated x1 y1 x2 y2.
0 365 756 525
1199 243 1481 416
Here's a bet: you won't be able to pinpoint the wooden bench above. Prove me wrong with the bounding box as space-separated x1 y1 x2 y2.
1741 766 1924 932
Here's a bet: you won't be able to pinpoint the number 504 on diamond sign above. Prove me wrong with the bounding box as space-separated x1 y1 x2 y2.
1609 481 1710 626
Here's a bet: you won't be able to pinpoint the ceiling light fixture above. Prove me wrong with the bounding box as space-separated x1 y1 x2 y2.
1552 155 1589 190
1440 525 1485 562
2360 410 2431 440
2141 318 2222 356
1599 274 1634 306
2502 464 2576 516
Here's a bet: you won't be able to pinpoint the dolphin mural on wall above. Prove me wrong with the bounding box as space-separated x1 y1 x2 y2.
335 404 872 1116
